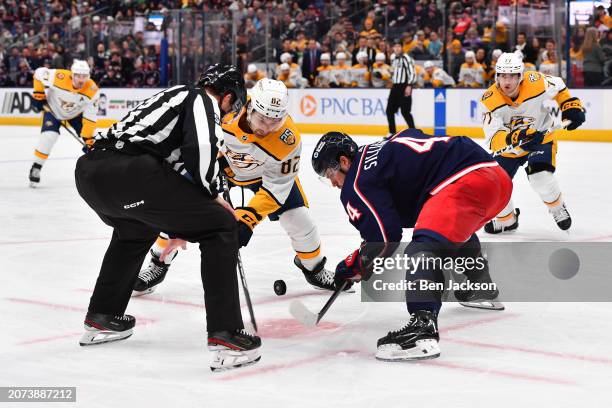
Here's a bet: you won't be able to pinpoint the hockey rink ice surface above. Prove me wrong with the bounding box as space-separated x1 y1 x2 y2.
2 126 612 408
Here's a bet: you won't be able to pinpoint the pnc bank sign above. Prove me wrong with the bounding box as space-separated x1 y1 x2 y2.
299 95 387 118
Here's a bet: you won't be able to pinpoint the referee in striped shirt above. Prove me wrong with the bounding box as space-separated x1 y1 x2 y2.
386 41 417 135
74 65 259 352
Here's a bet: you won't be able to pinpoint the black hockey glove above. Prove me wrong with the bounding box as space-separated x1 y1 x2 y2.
237 221 253 248
560 97 585 130
335 249 365 287
235 207 261 247
506 128 545 151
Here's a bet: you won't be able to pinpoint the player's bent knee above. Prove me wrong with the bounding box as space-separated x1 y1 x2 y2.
528 171 561 203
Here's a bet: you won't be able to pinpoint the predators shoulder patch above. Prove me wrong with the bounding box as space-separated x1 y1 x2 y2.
481 90 493 101
280 128 295 145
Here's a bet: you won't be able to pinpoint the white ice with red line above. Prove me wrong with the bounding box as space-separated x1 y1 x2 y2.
1 126 612 407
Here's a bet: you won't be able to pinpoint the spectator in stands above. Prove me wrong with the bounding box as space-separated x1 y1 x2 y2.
244 63 266 88
302 39 322 86
0 67 13 86
330 52 351 87
277 62 297 88
314 52 333 88
428 31 443 59
487 48 502 85
351 51 370 88
144 61 160 87
424 61 456 88
278 52 302 80
602 30 612 85
410 37 432 61
463 28 483 51
369 52 392 88
515 32 537 64
539 49 560 77
458 50 484 87
15 59 32 87
582 26 606 87
448 39 465 81
352 36 376 66
595 5 612 30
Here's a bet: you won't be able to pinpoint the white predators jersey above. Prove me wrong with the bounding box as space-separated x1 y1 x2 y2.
221 108 302 219
33 68 99 123
458 62 485 87
480 71 571 157
429 67 456 87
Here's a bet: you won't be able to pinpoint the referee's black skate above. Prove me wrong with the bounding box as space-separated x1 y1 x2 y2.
132 250 171 296
376 310 440 361
454 257 504 311
294 256 353 292
29 163 42 187
208 329 262 372
484 208 520 234
80 312 135 346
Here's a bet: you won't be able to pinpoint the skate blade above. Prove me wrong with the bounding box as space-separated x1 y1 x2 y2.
459 301 505 311
131 286 157 297
79 328 133 346
289 300 318 327
310 285 356 293
376 339 440 361
209 347 261 372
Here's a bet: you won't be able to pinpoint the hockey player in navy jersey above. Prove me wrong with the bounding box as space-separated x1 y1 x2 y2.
312 129 513 361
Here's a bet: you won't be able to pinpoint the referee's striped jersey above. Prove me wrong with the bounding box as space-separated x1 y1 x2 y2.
391 53 417 85
96 85 223 197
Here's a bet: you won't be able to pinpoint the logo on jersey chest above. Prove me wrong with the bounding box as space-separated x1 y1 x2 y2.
346 202 362 221
225 148 264 170
280 128 295 145
58 97 78 113
506 115 535 131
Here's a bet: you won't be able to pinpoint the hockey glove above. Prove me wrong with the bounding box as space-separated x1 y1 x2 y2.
560 97 585 130
506 128 545 151
334 249 365 287
235 207 262 247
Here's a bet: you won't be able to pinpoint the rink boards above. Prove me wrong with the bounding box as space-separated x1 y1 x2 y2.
0 87 609 141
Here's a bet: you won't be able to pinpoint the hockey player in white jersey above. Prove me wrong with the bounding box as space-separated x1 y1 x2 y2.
480 52 585 233
29 60 100 186
133 79 350 295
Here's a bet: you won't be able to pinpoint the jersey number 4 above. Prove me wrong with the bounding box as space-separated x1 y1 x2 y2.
392 137 450 153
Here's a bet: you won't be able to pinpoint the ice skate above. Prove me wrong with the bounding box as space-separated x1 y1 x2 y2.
29 163 42 188
294 256 354 292
132 250 170 296
484 208 520 234
79 312 135 346
550 202 572 231
208 329 262 372
376 310 440 361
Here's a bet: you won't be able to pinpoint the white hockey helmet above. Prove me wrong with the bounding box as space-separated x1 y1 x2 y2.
249 79 289 119
247 63 258 73
495 52 524 81
320 53 331 62
279 63 290 72
375 52 385 62
464 50 475 61
424 61 434 69
71 59 90 75
280 52 292 63
492 49 503 60
336 52 347 61
356 51 368 63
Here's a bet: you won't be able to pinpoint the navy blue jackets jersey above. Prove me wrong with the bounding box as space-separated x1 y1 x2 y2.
340 129 496 243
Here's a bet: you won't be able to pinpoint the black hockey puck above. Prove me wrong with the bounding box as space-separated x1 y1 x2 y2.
273 280 287 296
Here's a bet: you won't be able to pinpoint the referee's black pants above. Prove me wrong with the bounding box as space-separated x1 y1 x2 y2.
74 149 243 332
386 83 415 135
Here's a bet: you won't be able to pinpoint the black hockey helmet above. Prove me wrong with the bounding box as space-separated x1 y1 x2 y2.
197 63 247 112
312 132 358 177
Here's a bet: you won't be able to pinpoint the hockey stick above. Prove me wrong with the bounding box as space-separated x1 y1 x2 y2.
220 174 258 333
42 104 86 147
492 119 571 157
289 280 349 327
